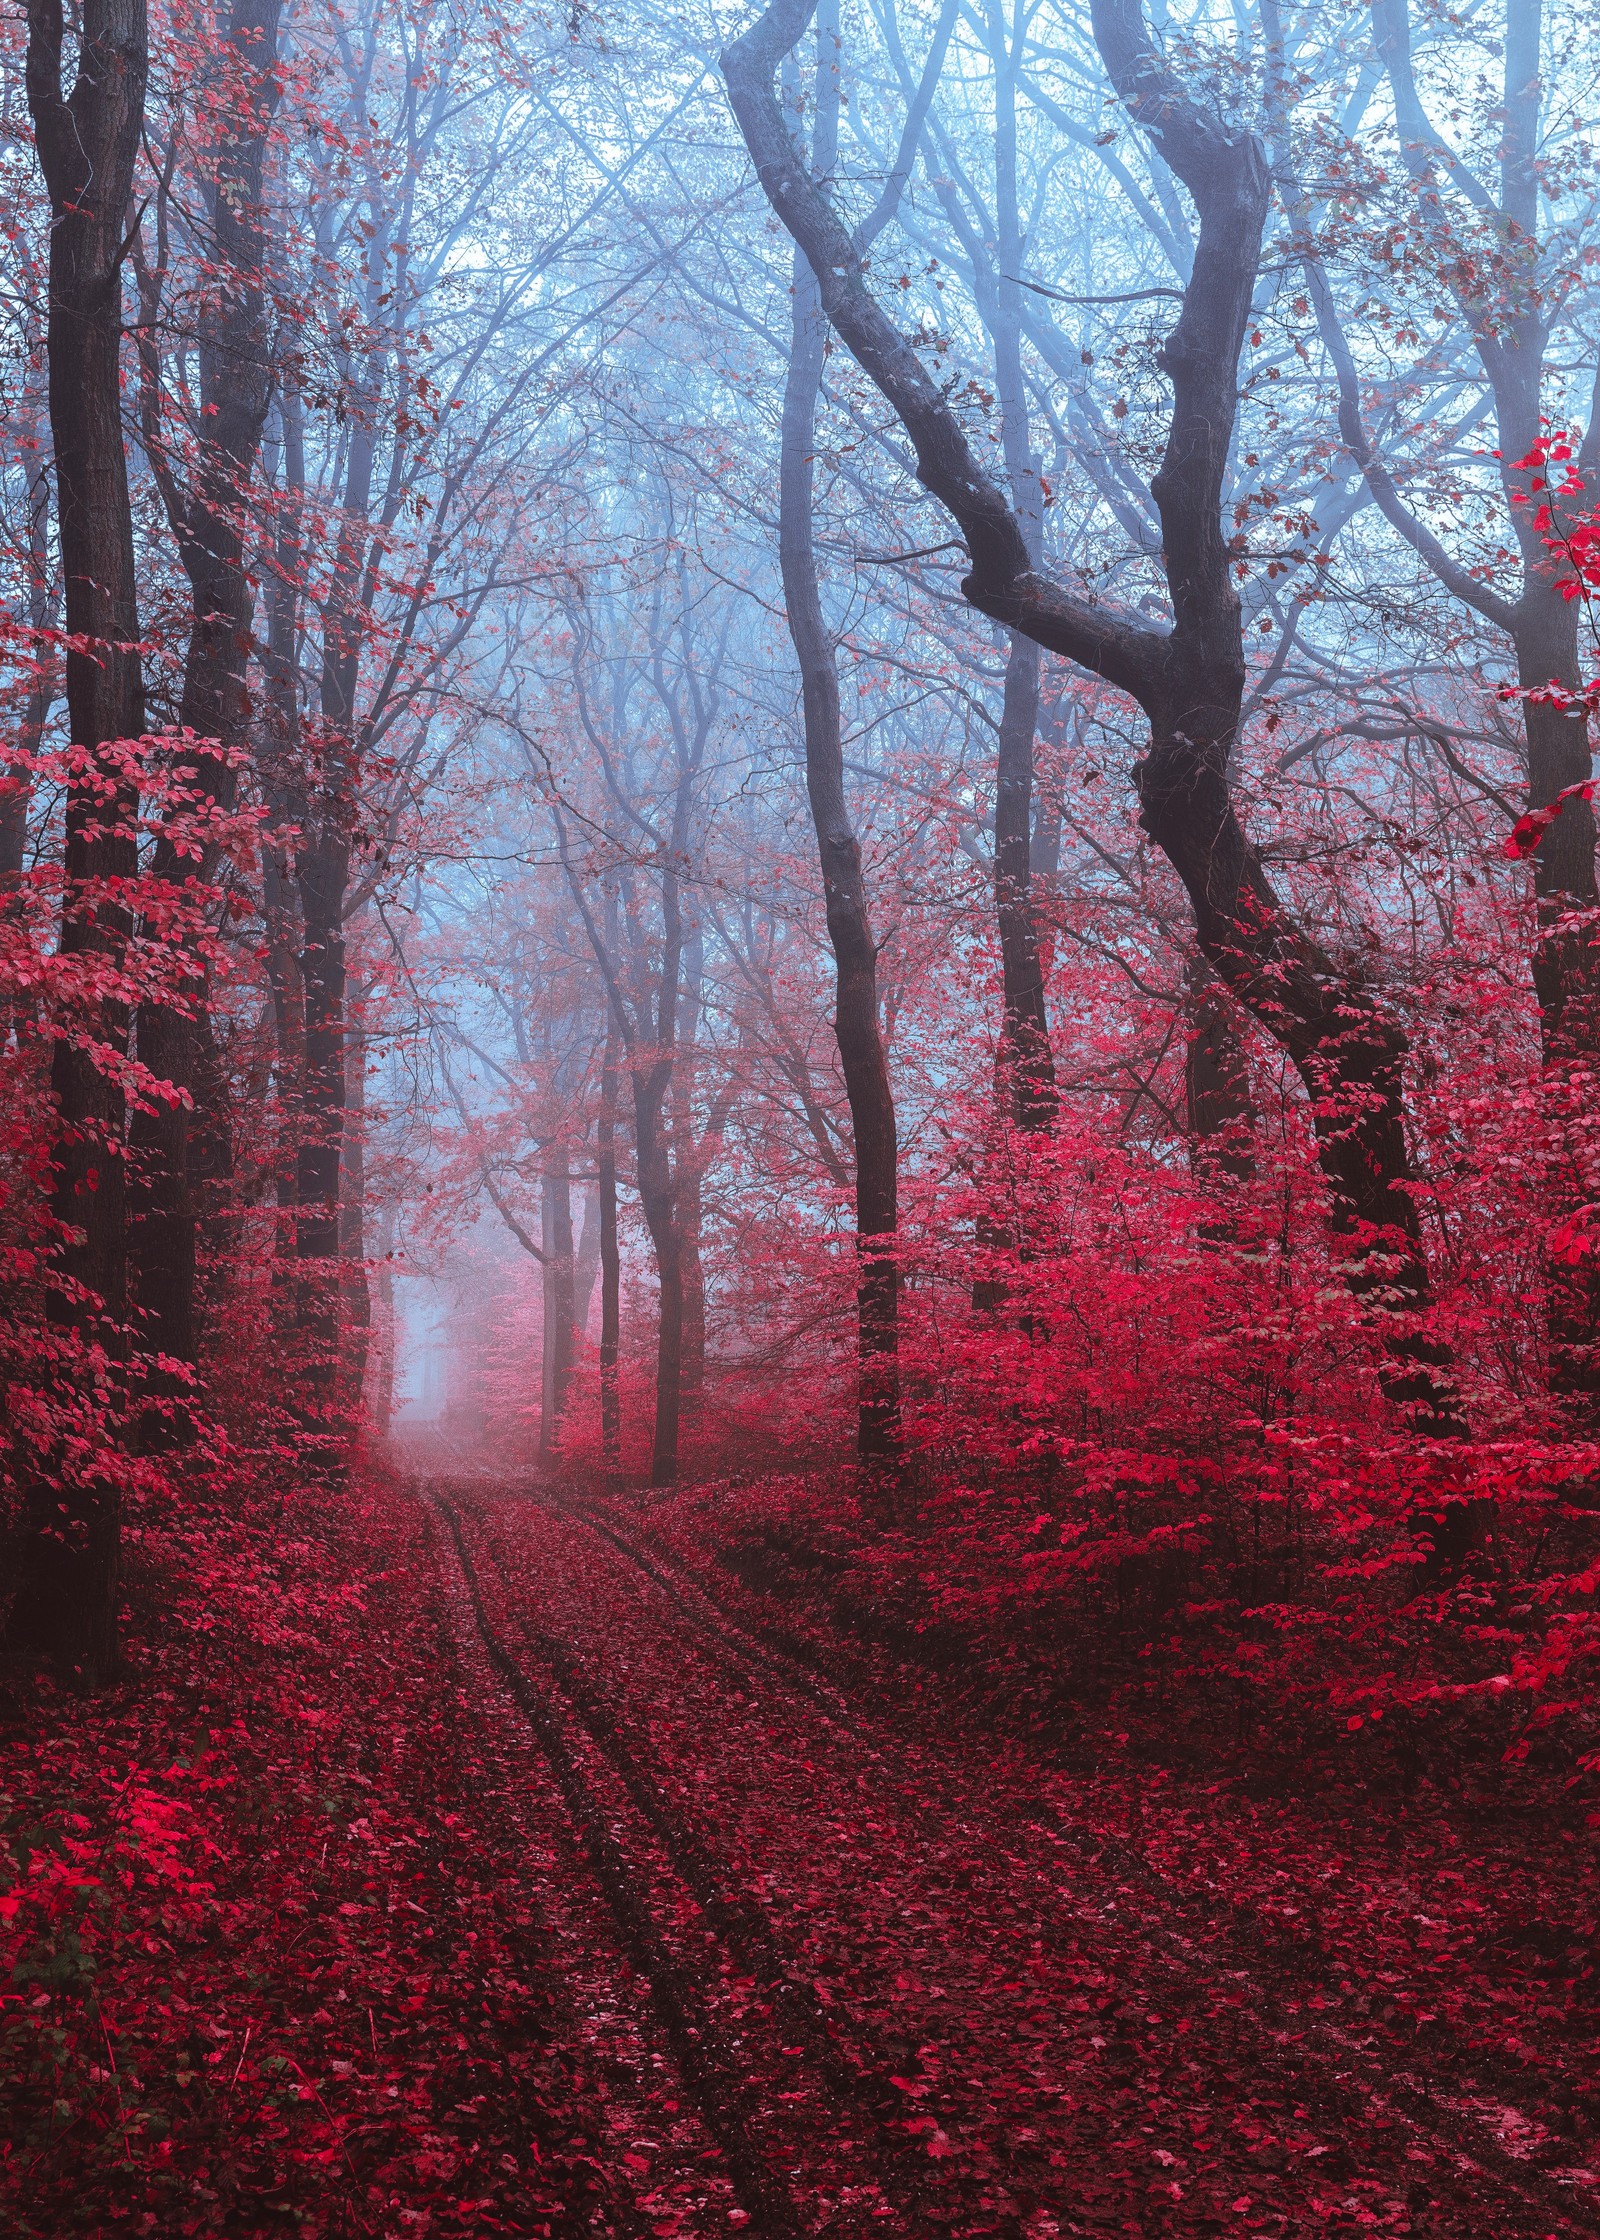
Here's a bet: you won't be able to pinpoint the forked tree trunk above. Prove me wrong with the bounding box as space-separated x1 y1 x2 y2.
724 0 1460 1432
6 0 150 1684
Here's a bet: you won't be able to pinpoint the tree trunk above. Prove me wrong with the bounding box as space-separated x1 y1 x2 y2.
129 0 282 1434
261 392 308 1334
1184 961 1255 1256
293 829 351 1455
369 1201 396 1440
598 1032 623 1488
6 0 150 1684
1514 574 1600 1402
974 638 1053 1312
671 930 709 1420
777 18 900 1461
290 292 382 1462
983 0 1055 1130
724 0 1460 1431
539 1146 577 1458
632 1060 683 1487
678 1157 708 1413
574 1178 601 1339
993 635 1055 1125
339 1010 371 1413
1341 0 1600 1410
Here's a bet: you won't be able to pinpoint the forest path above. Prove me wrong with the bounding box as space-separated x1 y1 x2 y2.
406 1446 1594 2240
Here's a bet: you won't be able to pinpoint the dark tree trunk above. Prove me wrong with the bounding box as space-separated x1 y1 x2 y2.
973 641 1053 1312
1514 573 1600 1403
597 1033 623 1488
260 391 308 1326
1184 961 1255 1247
678 1157 708 1413
983 0 1055 1131
291 442 374 1454
1316 0 1600 1411
777 25 900 1460
574 1179 601 1339
993 634 1055 1126
129 0 282 1433
369 1203 396 1441
539 1147 577 1457
293 826 351 1450
339 1012 371 1412
6 0 150 1684
632 1057 683 1487
671 933 709 1419
285 290 384 1460
724 0 1460 1432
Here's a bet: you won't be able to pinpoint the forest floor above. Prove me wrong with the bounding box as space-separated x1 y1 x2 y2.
5 1444 1600 2239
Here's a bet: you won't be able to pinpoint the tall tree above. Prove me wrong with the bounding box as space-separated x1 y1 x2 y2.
7 0 150 1680
777 5 904 1458
1284 0 1600 1405
723 0 1460 1428
129 0 284 1434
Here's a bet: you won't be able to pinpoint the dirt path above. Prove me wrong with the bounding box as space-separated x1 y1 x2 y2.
412 1452 1598 2240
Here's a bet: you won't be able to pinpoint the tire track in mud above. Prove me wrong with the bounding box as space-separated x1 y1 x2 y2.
533 1484 1600 2240
412 1441 1597 2237
430 1478 972 2231
430 1486 824 2237
422 1493 769 2237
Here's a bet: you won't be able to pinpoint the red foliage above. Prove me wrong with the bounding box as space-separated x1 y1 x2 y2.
1 1456 624 2237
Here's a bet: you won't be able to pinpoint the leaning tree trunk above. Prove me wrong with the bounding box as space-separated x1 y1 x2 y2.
777 27 900 1459
724 0 1460 1432
129 0 282 1436
6 0 150 1684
